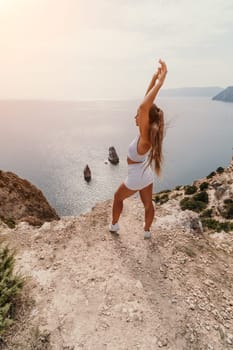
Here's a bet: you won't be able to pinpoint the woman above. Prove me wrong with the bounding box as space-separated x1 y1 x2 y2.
109 59 167 239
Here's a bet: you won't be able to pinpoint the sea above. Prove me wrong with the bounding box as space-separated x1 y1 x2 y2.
0 97 232 216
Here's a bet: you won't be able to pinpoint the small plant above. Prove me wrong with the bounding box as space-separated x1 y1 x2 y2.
207 171 216 179
158 189 171 194
159 194 169 204
224 198 233 205
153 193 169 205
0 244 24 335
221 199 233 220
200 209 213 218
180 197 207 213
200 182 209 191
201 218 233 232
175 185 182 191
193 191 209 204
220 221 233 232
184 185 197 195
152 195 160 204
0 217 16 229
216 166 224 174
201 218 219 231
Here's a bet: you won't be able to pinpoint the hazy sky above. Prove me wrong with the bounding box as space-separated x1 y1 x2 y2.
0 0 233 100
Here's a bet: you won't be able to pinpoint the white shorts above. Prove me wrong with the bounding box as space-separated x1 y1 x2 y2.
124 161 153 191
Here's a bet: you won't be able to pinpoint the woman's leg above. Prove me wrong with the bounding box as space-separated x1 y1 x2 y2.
112 183 137 224
139 183 154 231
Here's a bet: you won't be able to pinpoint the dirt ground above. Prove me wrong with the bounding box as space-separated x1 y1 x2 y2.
1 194 233 350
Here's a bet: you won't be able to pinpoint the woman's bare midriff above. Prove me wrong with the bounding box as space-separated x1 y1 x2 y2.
127 157 144 165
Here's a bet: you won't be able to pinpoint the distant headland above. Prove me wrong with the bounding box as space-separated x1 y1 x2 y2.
160 86 223 97
160 86 233 102
212 86 233 103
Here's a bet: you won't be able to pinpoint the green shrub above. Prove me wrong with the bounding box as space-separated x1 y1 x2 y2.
224 198 233 205
220 221 233 232
193 191 209 203
216 166 224 174
180 197 207 212
1 217 16 229
184 185 197 195
221 200 233 220
200 209 213 218
175 185 182 190
159 194 169 204
201 218 219 230
207 171 216 179
0 244 24 335
153 193 169 205
158 189 171 194
152 195 160 203
200 182 209 191
201 218 233 233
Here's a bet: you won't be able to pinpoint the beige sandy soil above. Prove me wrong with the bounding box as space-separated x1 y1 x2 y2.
1 192 233 350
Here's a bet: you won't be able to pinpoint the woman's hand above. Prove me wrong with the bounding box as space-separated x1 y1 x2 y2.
157 59 167 86
141 58 168 111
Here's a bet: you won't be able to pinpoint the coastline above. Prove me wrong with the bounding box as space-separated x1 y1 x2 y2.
0 158 232 349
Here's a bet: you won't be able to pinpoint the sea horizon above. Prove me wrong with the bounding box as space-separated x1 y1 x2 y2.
0 97 232 216
0 85 226 102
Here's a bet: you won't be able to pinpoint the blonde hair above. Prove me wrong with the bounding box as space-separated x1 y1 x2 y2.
147 104 164 176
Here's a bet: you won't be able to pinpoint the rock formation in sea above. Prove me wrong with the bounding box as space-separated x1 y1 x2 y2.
84 164 91 182
212 86 233 102
0 170 60 227
108 146 119 165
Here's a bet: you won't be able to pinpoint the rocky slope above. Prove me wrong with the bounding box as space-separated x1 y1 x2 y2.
0 170 59 226
0 160 232 350
154 160 233 234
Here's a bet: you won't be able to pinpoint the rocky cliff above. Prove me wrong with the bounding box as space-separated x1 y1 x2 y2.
212 86 233 102
0 159 232 350
153 159 233 234
0 170 59 227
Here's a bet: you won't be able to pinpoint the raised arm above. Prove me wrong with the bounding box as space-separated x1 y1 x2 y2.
141 60 167 111
144 68 160 96
138 60 167 141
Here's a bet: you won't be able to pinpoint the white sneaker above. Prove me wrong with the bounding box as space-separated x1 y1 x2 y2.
144 230 151 239
109 222 120 234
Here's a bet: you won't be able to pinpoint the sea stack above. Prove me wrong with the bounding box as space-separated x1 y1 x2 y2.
84 165 91 182
108 146 119 165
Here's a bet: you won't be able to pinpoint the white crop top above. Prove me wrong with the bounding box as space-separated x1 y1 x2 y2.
127 135 151 162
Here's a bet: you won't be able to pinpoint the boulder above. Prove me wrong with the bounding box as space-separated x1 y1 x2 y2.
0 170 59 227
178 210 203 234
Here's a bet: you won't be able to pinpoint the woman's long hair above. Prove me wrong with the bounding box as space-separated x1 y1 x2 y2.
147 104 164 176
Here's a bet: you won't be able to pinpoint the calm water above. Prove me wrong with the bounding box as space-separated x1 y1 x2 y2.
0 98 232 216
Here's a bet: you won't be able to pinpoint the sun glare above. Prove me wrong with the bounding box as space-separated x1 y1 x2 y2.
0 0 14 8
0 0 8 9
